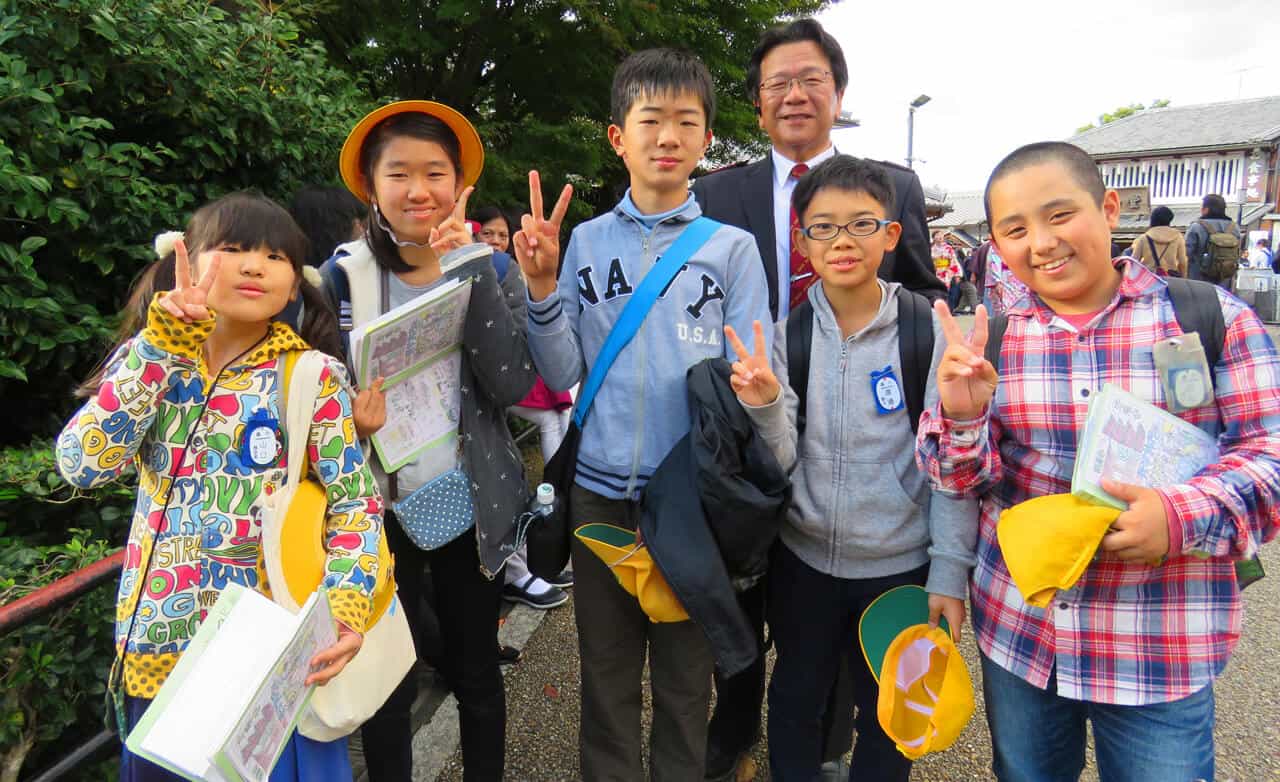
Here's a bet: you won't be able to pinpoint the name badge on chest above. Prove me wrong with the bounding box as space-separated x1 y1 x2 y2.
239 408 282 469
870 365 905 415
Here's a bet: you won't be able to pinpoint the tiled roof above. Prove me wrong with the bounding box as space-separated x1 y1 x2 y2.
1070 96 1280 156
929 190 985 228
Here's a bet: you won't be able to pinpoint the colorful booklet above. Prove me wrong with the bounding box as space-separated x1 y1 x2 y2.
1072 384 1219 510
349 247 482 475
125 584 337 782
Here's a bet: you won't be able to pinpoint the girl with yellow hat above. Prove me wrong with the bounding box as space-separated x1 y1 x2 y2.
321 101 538 781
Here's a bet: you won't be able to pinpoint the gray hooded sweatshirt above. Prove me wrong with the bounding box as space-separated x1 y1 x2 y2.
744 280 978 599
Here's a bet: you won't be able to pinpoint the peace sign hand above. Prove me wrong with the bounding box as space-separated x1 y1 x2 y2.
159 238 218 323
512 170 573 301
935 301 998 420
428 186 475 253
724 321 780 407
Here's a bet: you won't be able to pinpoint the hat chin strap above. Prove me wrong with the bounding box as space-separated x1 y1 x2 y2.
372 203 434 249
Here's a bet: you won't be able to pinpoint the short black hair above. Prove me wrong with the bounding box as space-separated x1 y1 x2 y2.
746 19 849 102
1202 193 1228 218
791 155 896 222
1150 205 1174 227
983 141 1106 226
289 186 367 267
611 48 715 127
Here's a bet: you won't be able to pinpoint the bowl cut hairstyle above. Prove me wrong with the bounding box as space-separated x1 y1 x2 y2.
791 154 896 223
610 48 716 128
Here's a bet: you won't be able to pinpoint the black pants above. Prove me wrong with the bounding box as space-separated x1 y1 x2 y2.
767 544 927 782
706 571 854 768
360 512 505 782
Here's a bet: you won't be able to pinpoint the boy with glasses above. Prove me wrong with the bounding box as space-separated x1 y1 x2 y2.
724 155 976 781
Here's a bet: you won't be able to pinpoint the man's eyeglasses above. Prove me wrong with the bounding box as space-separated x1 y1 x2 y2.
801 219 892 241
759 69 833 97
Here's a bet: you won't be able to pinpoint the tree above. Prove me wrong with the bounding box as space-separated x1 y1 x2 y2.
0 0 375 443
1076 99 1171 134
298 0 830 220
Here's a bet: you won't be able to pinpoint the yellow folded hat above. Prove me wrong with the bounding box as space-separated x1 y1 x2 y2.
574 523 688 623
860 585 974 759
996 493 1121 608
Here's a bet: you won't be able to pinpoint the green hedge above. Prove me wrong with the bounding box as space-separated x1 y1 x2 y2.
0 0 376 443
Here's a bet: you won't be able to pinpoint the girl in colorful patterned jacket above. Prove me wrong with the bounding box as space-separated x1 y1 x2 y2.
57 192 383 782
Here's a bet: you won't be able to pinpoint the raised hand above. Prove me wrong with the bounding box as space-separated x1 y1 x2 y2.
512 170 572 301
428 186 475 253
724 321 780 407
353 377 387 440
935 301 997 420
159 238 219 323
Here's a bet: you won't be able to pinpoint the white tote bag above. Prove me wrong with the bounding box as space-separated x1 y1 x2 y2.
262 350 416 741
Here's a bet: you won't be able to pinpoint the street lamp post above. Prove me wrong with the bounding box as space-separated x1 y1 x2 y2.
906 94 931 169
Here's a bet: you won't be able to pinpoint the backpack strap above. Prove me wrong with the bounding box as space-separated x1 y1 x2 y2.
897 288 935 434
985 313 1010 374
787 299 815 437
1147 235 1167 266
1164 277 1225 376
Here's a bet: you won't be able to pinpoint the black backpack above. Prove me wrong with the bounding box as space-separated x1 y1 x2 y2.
983 276 1264 588
787 288 934 437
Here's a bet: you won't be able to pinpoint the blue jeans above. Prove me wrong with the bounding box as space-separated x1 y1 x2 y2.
980 652 1215 782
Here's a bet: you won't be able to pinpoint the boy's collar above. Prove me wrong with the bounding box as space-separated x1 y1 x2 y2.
613 190 700 224
1008 257 1164 323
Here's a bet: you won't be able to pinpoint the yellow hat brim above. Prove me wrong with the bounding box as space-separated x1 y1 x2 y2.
339 100 484 203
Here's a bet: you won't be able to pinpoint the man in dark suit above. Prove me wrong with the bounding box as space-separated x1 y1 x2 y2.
693 19 943 322
691 18 945 781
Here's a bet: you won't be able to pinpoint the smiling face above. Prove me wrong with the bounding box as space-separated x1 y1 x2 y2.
194 243 297 328
756 40 844 162
478 216 510 253
794 187 900 294
608 89 711 210
366 136 463 244
988 161 1122 315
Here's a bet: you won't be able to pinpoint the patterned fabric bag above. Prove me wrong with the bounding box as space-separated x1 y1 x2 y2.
391 467 475 550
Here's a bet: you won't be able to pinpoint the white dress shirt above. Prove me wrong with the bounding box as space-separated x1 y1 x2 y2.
771 144 837 317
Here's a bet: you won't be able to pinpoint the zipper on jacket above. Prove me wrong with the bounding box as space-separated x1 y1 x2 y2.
625 232 653 499
830 337 851 571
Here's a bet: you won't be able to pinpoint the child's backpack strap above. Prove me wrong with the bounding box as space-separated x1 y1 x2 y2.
985 313 1010 373
787 288 935 437
896 288 935 435
1163 277 1224 373
786 299 815 437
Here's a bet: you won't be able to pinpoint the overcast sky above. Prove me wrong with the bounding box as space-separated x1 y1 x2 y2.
817 0 1280 194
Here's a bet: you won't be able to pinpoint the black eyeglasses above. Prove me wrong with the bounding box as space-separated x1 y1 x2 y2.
759 69 833 97
801 218 892 241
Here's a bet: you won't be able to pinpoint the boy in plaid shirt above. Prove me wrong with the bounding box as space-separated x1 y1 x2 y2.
917 141 1280 782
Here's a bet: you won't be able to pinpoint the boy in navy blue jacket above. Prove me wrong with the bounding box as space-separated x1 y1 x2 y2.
512 48 771 779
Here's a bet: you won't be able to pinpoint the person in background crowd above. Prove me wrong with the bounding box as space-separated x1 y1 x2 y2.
289 186 367 268
1128 205 1186 277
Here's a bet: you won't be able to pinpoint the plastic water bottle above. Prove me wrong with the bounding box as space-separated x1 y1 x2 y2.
528 483 557 522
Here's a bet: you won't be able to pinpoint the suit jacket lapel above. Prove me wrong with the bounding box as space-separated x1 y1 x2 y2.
744 157 778 316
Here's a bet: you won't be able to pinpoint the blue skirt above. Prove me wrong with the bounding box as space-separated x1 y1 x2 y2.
121 695 352 782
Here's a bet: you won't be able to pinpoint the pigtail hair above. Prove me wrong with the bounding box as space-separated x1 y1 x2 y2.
295 275 343 359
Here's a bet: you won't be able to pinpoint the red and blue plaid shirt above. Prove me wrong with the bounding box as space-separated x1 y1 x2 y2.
917 259 1280 705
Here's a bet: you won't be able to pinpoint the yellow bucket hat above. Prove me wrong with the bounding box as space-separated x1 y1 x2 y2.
996 493 1121 608
339 100 485 203
875 624 975 760
574 523 688 623
860 585 973 760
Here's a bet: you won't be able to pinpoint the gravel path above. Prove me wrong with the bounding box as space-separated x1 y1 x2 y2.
432 320 1280 781
435 567 1278 781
